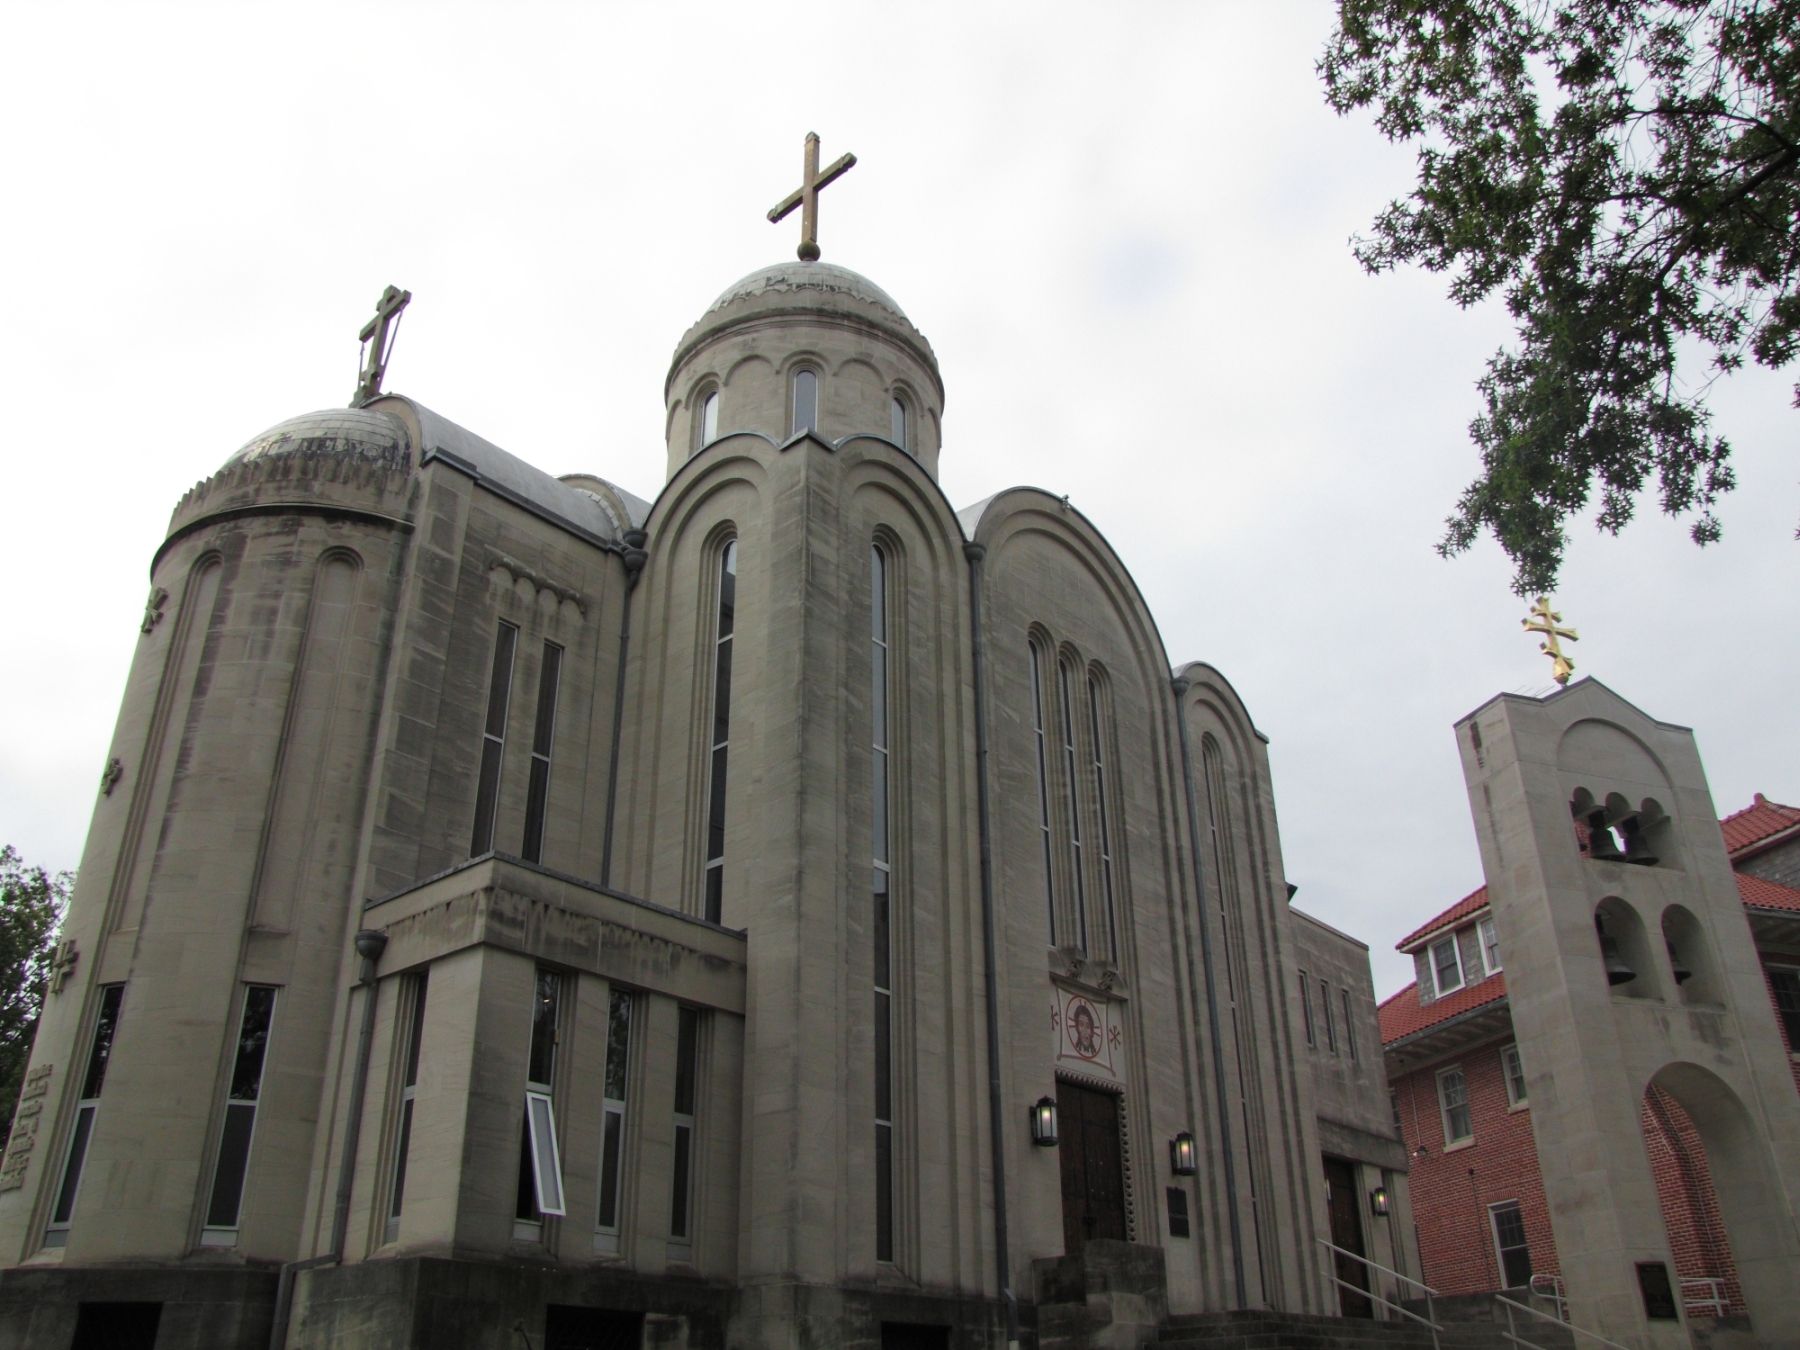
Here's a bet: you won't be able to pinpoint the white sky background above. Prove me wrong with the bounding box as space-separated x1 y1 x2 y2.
1 2 1794 999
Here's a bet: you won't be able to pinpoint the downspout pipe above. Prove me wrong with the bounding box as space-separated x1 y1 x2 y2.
964 540 1019 1349
268 927 388 1350
1171 675 1248 1309
601 529 649 888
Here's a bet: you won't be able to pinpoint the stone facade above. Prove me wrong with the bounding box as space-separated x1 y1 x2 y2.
0 261 1375 1350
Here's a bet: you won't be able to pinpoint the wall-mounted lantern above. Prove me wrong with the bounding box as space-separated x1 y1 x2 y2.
1031 1096 1059 1146
1370 1186 1391 1217
1169 1131 1198 1176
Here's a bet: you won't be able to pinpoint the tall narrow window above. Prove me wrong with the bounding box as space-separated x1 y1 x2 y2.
203 985 278 1243
44 984 123 1248
1057 662 1088 950
1028 642 1057 945
703 542 738 925
1341 988 1358 1061
792 369 818 435
871 545 895 1263
669 1006 700 1251
1490 1201 1533 1287
1087 678 1118 959
1479 916 1502 975
1319 978 1337 1054
1430 935 1464 997
521 642 563 864
1770 966 1800 1046
471 622 518 856
594 989 633 1253
890 397 907 451
1438 1066 1472 1144
385 973 429 1244
701 390 720 446
515 970 566 1238
1502 1043 1528 1107
1297 969 1315 1046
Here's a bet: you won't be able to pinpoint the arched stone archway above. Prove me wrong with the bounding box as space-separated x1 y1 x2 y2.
1648 1062 1800 1342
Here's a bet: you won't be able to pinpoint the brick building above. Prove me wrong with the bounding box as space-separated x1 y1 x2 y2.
1380 785 1800 1333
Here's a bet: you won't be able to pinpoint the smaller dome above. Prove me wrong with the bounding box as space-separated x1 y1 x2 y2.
224 407 412 471
706 262 907 322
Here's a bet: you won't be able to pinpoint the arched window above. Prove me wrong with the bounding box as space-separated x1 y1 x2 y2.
792 369 818 436
871 544 894 1262
701 390 720 447
702 541 738 924
890 397 907 451
1088 676 1118 960
1058 659 1088 951
1028 640 1057 946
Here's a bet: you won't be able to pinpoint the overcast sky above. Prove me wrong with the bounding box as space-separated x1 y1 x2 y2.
2 3 1794 998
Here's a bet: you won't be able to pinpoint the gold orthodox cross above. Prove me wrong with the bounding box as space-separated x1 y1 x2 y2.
768 132 856 262
1522 597 1579 685
351 284 412 407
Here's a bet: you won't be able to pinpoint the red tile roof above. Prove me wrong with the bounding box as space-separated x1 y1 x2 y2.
1379 971 1508 1045
1737 870 1800 913
1721 794 1800 856
1396 885 1489 952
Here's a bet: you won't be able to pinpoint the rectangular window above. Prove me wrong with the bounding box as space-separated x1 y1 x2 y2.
1769 966 1800 1048
520 641 562 864
1058 661 1088 951
1490 1201 1532 1288
44 984 123 1248
594 989 633 1253
1028 642 1057 945
1437 1066 1472 1145
1431 935 1464 997
514 970 565 1234
703 543 737 925
385 973 428 1244
1502 1043 1528 1107
1479 916 1502 975
1087 679 1119 960
871 545 895 1264
1298 969 1314 1046
203 985 278 1243
669 1006 700 1251
792 369 818 435
1319 978 1337 1054
1341 988 1358 1061
1390 1090 1404 1141
471 622 518 856
1166 1186 1190 1239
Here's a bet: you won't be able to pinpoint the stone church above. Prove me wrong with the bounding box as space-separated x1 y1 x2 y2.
0 241 1362 1349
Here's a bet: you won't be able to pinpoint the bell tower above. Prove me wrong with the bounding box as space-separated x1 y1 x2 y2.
1456 679 1800 1348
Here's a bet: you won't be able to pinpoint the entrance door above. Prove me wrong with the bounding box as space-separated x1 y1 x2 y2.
1323 1156 1372 1318
1058 1079 1127 1256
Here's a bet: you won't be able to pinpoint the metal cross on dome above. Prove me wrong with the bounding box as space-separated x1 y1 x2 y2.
768 132 856 262
351 284 412 407
1522 596 1579 686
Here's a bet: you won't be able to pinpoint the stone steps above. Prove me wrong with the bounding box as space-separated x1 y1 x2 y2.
1153 1309 1576 1350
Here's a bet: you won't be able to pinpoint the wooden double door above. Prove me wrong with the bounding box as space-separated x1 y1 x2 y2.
1058 1079 1128 1256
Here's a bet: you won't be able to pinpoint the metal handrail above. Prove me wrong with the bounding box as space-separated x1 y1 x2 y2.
1680 1276 1726 1319
1528 1273 1567 1322
1315 1237 1441 1350
1496 1292 1633 1350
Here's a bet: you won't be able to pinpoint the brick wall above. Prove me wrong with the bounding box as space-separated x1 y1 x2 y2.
1640 1085 1747 1317
1390 1036 1558 1297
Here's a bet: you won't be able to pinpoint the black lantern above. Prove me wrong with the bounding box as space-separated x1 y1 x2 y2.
1031 1096 1059 1146
1370 1186 1391 1217
1169 1131 1198 1176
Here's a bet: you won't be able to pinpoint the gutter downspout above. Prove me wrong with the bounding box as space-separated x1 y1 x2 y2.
268 927 389 1350
1171 675 1248 1308
964 540 1019 1349
601 529 649 888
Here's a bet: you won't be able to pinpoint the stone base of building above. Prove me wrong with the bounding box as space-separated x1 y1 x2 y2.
0 1263 278 1350
0 1257 1015 1350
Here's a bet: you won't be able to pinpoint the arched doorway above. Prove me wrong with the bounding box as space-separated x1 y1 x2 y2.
1644 1063 1800 1341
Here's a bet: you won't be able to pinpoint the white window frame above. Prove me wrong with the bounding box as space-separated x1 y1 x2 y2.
1430 935 1465 997
524 1089 566 1217
1437 1065 1473 1146
1479 916 1502 975
1502 1043 1528 1108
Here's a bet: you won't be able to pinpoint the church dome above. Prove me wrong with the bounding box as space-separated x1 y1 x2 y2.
223 406 412 471
704 262 908 322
